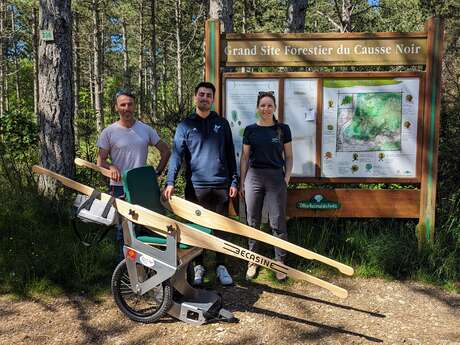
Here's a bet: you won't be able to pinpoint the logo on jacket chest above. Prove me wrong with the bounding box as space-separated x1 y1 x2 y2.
213 124 221 133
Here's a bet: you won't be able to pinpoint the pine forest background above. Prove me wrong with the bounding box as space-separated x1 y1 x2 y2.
0 0 459 295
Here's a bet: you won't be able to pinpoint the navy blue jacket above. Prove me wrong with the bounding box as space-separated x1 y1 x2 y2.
166 111 238 189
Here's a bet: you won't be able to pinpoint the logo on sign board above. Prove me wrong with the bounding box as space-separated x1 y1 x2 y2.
296 194 341 210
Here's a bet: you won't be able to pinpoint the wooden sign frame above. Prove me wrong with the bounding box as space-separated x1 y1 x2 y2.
204 18 444 244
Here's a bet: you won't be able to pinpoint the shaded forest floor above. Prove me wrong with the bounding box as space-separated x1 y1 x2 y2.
1 276 459 345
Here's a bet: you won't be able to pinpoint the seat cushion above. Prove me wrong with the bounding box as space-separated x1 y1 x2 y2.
122 166 164 214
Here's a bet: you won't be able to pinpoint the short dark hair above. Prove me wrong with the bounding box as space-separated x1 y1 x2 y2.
115 89 136 101
195 82 215 96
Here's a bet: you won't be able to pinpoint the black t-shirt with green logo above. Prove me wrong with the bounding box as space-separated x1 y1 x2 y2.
243 123 292 169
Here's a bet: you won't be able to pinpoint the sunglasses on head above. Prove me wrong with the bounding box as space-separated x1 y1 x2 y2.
258 91 275 97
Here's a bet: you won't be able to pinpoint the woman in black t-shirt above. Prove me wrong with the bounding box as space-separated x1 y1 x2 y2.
240 91 293 281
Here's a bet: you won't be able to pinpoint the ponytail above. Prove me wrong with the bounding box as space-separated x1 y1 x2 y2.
273 114 283 142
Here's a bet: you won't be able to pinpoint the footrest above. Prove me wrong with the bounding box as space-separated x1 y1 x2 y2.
137 223 212 249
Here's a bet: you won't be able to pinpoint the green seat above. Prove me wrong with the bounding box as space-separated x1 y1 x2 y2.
122 166 211 249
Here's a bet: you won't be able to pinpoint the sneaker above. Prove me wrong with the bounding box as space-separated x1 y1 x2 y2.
246 263 258 280
216 265 233 286
194 265 206 285
275 261 287 281
276 271 287 281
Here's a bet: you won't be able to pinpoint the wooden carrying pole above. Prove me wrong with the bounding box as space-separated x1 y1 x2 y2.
33 165 348 298
74 158 354 276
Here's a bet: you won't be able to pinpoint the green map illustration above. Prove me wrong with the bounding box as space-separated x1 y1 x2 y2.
336 92 402 152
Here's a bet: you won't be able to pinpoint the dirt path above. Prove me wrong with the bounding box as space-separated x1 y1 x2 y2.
1 277 458 345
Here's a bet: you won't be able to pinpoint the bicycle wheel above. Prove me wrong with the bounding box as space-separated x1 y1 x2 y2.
111 260 173 323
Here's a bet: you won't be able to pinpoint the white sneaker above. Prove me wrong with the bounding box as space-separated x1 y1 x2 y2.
216 265 233 286
194 265 205 285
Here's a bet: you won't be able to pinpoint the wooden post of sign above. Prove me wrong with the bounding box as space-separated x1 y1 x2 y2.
417 17 445 246
205 19 221 114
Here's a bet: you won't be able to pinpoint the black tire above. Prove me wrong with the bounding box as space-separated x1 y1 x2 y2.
111 260 173 323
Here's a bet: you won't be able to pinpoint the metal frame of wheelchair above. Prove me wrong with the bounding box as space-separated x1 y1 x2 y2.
111 218 236 325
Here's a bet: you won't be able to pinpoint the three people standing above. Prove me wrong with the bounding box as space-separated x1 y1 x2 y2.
99 84 293 284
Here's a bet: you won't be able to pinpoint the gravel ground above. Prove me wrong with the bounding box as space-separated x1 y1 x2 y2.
1 276 459 345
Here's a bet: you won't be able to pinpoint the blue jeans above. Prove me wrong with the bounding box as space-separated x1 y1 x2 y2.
110 185 125 262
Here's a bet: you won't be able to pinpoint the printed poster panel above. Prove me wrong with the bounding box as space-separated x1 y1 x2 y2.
321 78 420 178
283 78 318 177
225 79 280 170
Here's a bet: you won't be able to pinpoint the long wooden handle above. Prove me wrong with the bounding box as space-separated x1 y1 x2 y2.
32 165 348 298
74 158 111 178
73 157 354 276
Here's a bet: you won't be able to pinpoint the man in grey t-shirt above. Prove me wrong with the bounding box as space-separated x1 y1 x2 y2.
96 90 170 261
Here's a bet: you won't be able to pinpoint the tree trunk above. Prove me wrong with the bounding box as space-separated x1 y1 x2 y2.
32 7 39 116
37 0 75 196
160 40 167 112
0 0 5 117
209 0 233 75
93 0 104 134
149 0 157 120
137 0 144 118
285 0 308 33
10 9 20 103
122 19 129 89
341 0 352 33
175 0 182 108
73 11 80 144
209 0 233 32
241 0 248 72
89 54 94 110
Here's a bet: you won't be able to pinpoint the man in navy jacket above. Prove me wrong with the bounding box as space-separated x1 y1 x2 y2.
163 82 238 286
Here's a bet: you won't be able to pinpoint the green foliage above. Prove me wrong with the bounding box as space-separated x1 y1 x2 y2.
287 215 459 286
0 184 117 295
0 107 37 158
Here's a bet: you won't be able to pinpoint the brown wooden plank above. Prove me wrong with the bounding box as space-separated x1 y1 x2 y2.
315 78 323 178
221 38 427 66
204 20 211 84
289 177 420 184
415 75 426 180
278 78 285 122
225 61 427 67
287 189 420 218
224 32 427 40
215 20 221 115
223 71 424 78
418 17 445 242
204 19 221 114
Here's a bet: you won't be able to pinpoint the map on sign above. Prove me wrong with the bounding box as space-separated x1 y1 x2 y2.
336 92 402 152
322 78 420 178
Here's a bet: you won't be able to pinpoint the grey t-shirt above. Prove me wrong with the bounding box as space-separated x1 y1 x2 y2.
97 120 160 185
